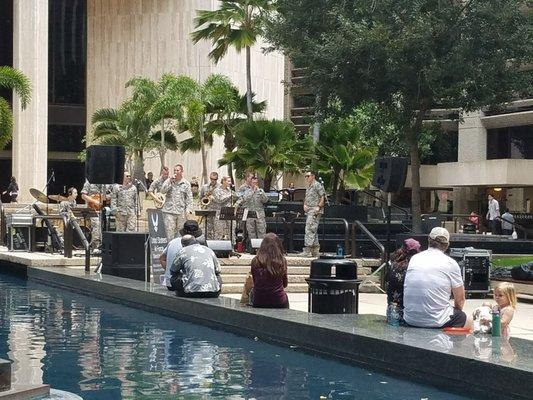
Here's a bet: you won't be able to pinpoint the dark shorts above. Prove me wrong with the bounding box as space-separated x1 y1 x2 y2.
441 307 467 328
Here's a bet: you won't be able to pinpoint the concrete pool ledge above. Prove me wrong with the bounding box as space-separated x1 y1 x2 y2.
2 264 532 400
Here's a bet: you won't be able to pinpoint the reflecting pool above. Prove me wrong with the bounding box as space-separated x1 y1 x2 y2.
0 274 479 399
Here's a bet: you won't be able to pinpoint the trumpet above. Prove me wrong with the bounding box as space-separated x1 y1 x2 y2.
200 195 211 208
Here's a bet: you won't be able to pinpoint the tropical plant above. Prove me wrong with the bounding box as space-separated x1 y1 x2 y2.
191 0 275 120
206 89 266 182
0 66 32 149
90 103 177 181
313 115 376 203
177 74 244 184
219 119 312 190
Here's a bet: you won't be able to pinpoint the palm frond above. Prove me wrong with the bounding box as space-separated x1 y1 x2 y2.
0 66 32 108
0 97 14 149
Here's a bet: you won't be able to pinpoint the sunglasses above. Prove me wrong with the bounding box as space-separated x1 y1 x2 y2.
304 174 311 178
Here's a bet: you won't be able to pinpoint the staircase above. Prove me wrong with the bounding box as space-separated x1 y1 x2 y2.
219 256 383 294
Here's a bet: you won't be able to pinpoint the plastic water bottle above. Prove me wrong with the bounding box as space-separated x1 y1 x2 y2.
492 308 501 337
387 303 400 326
336 244 344 257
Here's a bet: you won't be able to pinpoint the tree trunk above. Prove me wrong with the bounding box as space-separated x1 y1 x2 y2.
159 119 166 169
132 150 144 183
199 117 208 185
264 169 273 191
223 125 235 183
407 107 427 233
245 46 253 121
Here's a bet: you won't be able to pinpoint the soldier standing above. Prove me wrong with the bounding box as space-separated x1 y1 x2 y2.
147 166 169 208
301 170 325 257
212 176 235 239
240 175 269 239
199 171 220 239
160 164 194 240
112 172 138 232
81 180 110 251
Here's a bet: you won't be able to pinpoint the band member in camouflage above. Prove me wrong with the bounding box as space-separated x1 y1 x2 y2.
111 172 138 232
81 180 111 250
199 171 220 239
239 175 268 239
212 176 235 240
160 164 194 240
302 170 325 257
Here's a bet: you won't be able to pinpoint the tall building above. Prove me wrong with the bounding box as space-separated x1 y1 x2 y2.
1 0 285 202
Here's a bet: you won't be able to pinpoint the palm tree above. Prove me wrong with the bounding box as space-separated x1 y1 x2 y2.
219 119 312 190
191 0 275 120
176 74 243 184
205 89 266 183
314 118 376 203
90 104 177 181
0 66 32 149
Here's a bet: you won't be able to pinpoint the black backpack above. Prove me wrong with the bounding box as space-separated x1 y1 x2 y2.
511 261 533 281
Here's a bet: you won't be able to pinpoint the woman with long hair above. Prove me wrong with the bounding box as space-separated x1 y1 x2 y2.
250 232 289 308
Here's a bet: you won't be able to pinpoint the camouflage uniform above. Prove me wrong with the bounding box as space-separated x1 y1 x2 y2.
199 182 219 240
160 178 193 240
81 180 109 249
212 186 234 240
240 187 269 239
111 183 138 232
149 176 164 192
304 180 325 255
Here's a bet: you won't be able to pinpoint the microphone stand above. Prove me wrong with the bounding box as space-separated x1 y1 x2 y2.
134 179 148 233
43 169 55 216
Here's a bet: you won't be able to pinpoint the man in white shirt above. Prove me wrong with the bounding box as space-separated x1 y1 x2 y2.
486 194 500 234
403 227 472 329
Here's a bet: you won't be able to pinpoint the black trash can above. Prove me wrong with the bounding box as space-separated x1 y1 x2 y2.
306 256 361 314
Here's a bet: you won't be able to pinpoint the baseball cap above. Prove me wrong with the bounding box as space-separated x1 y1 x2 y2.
429 227 450 243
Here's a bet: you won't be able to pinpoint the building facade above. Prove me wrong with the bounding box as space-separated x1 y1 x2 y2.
1 0 285 202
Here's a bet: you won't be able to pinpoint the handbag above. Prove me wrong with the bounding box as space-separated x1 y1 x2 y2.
240 273 254 304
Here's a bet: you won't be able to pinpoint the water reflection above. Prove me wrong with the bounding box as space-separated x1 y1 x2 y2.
0 275 478 399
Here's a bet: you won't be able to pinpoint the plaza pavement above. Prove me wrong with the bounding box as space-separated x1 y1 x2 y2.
223 292 533 340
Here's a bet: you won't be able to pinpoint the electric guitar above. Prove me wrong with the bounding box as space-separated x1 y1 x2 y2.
86 194 108 211
147 191 165 208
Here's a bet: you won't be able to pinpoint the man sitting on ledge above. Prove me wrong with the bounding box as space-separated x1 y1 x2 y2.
403 227 472 329
170 234 222 298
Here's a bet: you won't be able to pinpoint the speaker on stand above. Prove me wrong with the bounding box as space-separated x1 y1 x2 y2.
371 157 408 262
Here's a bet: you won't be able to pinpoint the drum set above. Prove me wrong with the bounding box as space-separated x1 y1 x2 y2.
28 188 92 249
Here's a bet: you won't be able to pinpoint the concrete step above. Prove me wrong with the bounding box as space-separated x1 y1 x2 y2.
220 274 383 294
221 274 309 284
219 256 381 268
220 265 372 276
221 283 310 294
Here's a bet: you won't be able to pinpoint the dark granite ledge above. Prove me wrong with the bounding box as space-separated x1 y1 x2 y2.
2 264 532 400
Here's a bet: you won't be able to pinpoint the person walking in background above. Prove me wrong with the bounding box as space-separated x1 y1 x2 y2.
3 176 19 202
501 209 515 236
301 170 325 257
249 233 289 308
486 194 500 234
386 238 421 320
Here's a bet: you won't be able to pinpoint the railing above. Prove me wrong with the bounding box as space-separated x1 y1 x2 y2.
496 216 528 239
422 213 529 239
68 218 91 272
351 220 385 261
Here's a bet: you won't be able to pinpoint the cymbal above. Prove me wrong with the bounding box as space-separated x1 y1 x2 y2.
29 188 50 203
49 194 68 202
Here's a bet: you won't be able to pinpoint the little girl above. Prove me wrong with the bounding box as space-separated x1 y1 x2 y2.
482 282 517 338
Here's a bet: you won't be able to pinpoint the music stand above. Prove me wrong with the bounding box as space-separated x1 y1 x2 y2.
195 209 217 240
219 207 238 243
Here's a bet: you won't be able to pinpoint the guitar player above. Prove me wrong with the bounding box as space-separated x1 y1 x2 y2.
81 180 111 253
147 166 169 208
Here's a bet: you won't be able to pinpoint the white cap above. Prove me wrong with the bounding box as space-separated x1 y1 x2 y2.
429 227 450 243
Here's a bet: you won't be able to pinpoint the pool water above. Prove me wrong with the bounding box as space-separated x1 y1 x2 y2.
0 274 479 399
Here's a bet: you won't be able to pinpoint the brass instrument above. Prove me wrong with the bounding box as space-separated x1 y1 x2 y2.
198 186 215 224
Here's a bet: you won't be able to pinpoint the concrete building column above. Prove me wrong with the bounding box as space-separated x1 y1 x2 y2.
453 111 486 214
12 0 48 203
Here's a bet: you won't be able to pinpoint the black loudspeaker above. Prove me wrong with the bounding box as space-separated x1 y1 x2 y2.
372 157 408 192
85 145 126 184
102 232 150 282
207 240 232 258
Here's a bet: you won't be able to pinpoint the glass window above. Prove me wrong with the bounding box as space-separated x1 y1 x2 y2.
49 0 86 105
487 125 533 160
48 125 85 152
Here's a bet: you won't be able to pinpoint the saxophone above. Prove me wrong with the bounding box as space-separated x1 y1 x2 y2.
198 186 215 224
